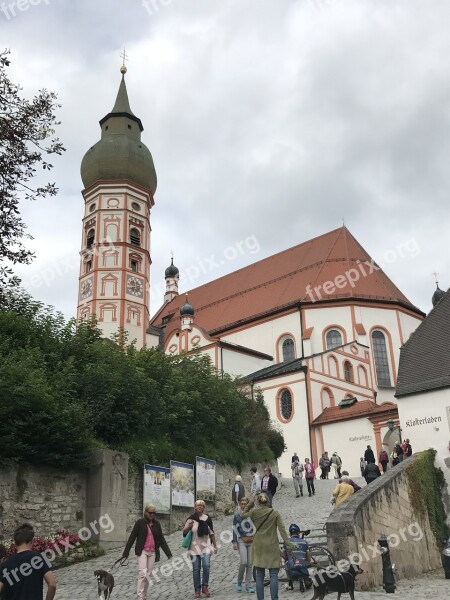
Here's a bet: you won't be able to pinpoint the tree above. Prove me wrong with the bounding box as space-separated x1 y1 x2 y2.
0 50 65 286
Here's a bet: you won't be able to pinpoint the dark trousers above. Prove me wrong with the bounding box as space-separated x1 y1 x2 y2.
381 461 388 473
306 478 315 495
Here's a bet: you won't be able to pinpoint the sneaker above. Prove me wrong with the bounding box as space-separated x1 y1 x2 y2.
193 594 201 599
295 494 300 498
245 586 255 593
202 585 211 597
236 583 242 592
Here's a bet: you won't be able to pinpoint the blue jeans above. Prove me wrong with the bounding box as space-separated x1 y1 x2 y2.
262 490 273 507
255 567 278 600
191 553 211 592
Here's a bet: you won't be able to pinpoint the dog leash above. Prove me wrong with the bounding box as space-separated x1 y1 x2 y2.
107 557 129 572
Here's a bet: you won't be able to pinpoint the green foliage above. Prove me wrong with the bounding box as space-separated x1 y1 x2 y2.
0 50 65 286
0 289 284 469
405 449 450 545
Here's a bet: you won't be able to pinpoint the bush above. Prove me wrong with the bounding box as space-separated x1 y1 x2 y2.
405 449 450 545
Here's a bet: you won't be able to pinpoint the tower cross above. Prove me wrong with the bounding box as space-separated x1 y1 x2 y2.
120 48 129 66
432 271 440 284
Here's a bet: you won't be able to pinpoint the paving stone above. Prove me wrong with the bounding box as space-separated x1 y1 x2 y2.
53 477 448 599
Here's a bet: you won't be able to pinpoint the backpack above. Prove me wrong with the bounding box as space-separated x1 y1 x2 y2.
405 444 412 457
285 537 309 579
380 450 388 461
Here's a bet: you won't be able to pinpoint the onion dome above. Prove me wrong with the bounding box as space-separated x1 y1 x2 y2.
80 68 157 193
165 258 179 278
180 295 194 317
432 283 446 307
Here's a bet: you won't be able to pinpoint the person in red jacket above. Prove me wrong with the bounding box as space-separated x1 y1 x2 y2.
304 458 316 497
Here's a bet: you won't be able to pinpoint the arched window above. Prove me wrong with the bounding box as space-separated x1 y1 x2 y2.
358 365 368 387
372 330 391 387
282 338 295 362
344 361 354 383
279 389 293 421
326 329 342 349
86 229 95 249
321 387 333 409
130 228 141 246
328 355 339 378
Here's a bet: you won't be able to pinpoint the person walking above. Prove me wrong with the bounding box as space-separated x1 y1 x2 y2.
363 462 381 484
319 453 330 480
394 442 404 463
123 503 173 600
250 466 261 503
379 446 389 473
232 497 255 593
330 453 342 478
242 492 292 600
261 466 278 507
304 458 316 497
359 457 367 477
232 475 246 508
332 476 355 506
364 445 375 464
291 452 300 464
291 460 304 497
183 500 218 598
0 523 57 600
339 470 361 492
404 439 413 457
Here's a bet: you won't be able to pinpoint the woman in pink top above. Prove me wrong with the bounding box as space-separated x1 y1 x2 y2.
304 458 316 497
122 503 172 600
183 500 217 599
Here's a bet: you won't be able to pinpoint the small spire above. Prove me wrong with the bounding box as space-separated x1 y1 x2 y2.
432 270 440 285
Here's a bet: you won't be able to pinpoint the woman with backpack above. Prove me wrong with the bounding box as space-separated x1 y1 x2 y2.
379 447 389 473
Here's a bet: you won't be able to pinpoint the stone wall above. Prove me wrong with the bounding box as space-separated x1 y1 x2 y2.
0 463 85 537
127 461 278 535
326 454 441 591
0 459 278 542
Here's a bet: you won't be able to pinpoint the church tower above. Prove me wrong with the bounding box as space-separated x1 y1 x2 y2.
77 64 157 348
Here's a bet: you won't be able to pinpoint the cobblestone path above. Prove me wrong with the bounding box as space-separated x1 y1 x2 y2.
54 478 448 599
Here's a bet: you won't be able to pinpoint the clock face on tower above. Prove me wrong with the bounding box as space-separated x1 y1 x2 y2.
126 275 144 298
80 277 93 300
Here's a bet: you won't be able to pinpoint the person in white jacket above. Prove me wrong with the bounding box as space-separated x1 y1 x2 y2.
250 466 261 504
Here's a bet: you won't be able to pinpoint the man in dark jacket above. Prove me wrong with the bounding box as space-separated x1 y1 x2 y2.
363 462 381 484
122 503 172 600
364 445 376 464
261 466 278 507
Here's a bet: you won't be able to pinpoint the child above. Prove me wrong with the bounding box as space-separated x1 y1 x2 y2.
282 523 313 591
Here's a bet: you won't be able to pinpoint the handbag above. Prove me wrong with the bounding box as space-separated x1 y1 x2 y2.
241 535 254 543
182 529 193 549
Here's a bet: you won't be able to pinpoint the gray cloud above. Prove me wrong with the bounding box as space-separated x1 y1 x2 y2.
5 0 450 318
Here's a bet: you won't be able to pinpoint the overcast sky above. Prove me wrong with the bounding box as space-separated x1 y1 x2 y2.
3 0 450 319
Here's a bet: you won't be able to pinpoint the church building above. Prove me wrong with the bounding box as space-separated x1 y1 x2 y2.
77 70 425 475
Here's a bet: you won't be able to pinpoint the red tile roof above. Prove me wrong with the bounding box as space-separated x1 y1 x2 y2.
150 227 422 336
311 401 398 426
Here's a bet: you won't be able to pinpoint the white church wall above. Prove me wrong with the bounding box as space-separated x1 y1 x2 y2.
320 417 375 478
221 311 300 360
303 305 352 356
220 348 272 378
397 388 450 521
256 377 309 476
